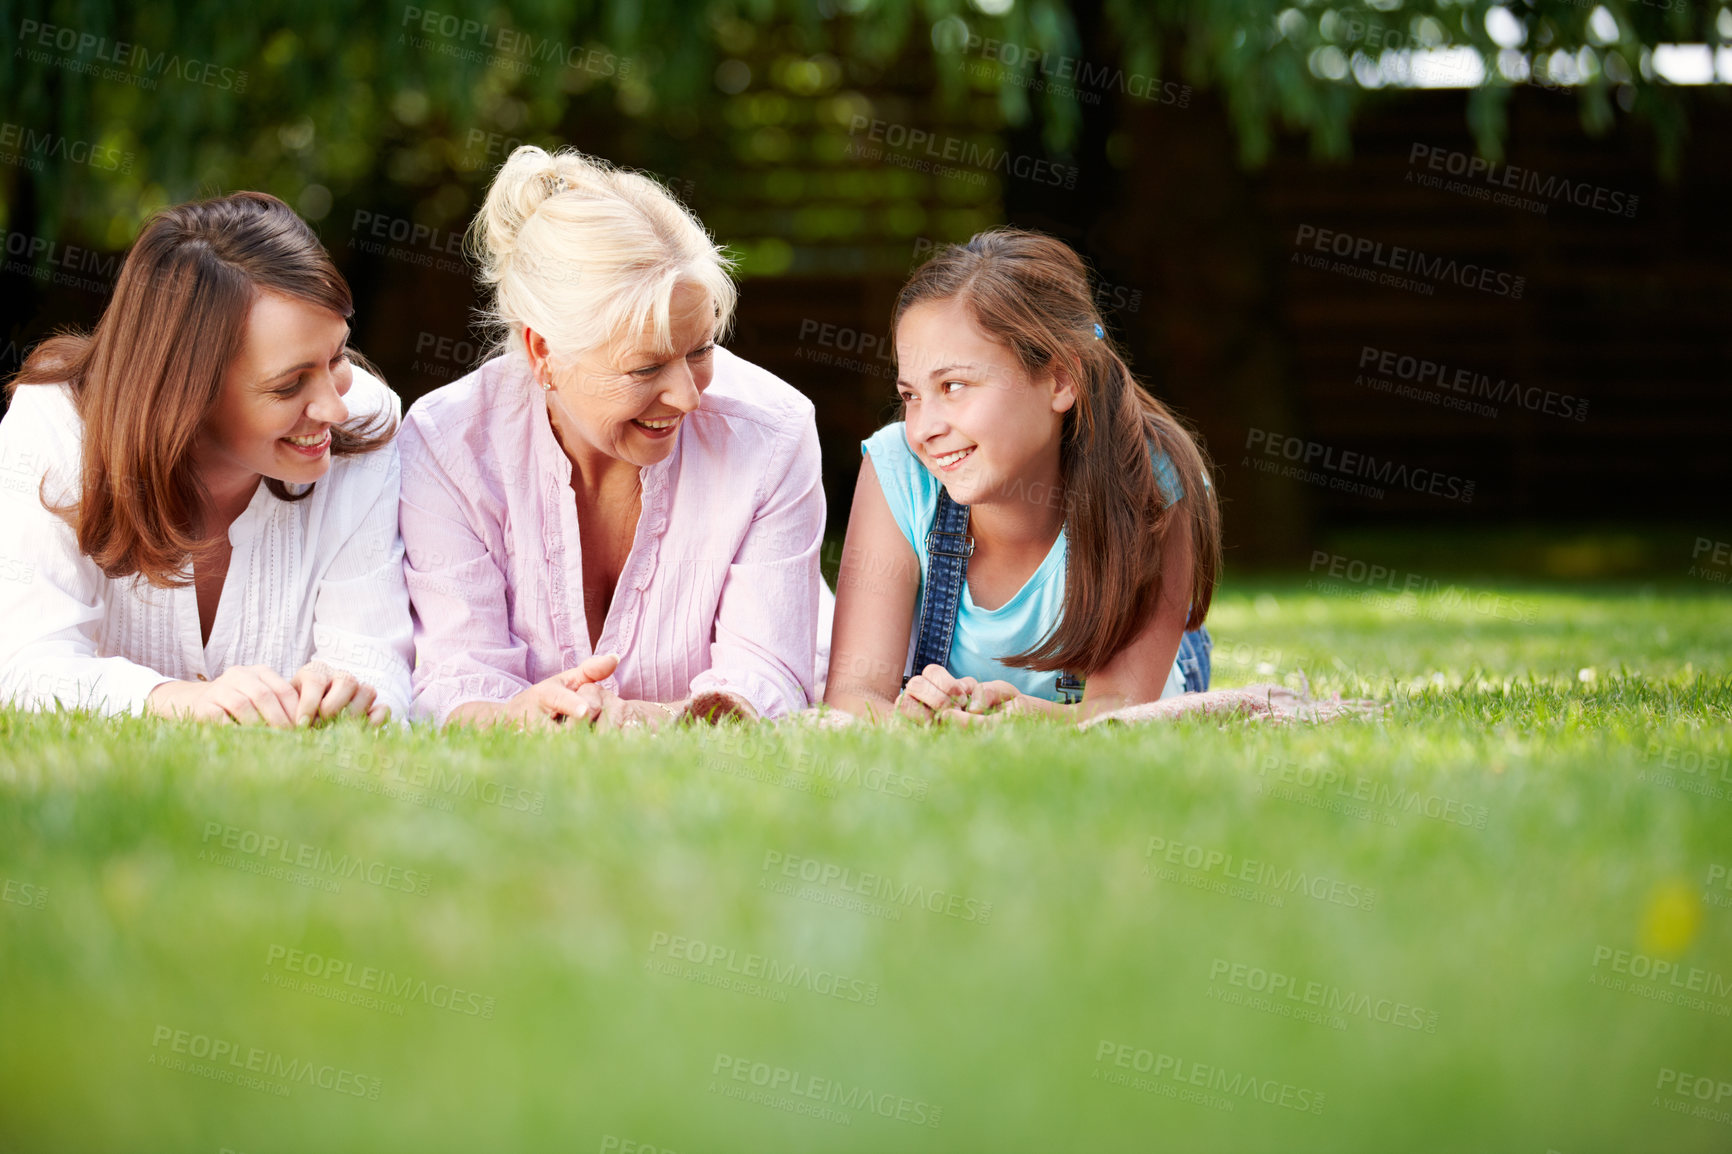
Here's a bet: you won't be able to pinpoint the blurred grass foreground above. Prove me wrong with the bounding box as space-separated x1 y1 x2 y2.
2 574 1730 1153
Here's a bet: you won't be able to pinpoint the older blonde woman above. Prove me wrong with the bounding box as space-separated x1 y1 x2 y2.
400 146 826 729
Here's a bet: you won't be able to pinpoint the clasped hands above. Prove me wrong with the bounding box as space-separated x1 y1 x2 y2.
147 661 388 727
894 663 1028 726
498 654 756 731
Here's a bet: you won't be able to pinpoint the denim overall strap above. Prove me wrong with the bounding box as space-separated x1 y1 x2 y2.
904 487 973 687
903 488 1092 699
1175 625 1213 693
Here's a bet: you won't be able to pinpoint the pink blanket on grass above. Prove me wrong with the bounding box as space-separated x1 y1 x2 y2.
796 684 1382 728
1079 684 1384 728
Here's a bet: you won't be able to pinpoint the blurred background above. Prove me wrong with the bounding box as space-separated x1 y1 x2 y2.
3 0 1728 577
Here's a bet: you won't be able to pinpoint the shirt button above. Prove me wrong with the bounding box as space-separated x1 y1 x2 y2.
196 674 208 681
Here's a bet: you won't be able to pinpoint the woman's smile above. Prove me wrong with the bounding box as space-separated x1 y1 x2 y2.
631 414 681 438
280 427 332 457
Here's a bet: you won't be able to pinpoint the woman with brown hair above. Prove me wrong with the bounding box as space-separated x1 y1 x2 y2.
0 191 412 726
825 228 1219 724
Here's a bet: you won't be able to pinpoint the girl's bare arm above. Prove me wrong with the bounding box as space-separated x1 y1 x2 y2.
824 456 921 721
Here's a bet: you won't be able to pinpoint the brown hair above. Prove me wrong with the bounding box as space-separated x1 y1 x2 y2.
894 228 1222 676
5 191 393 587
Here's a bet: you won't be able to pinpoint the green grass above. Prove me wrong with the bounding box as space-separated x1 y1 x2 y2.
2 577 1730 1153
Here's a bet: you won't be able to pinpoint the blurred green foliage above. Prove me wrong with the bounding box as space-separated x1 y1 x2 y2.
1 1 1723 246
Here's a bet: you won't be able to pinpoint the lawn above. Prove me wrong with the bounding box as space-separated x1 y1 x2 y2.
2 574 1729 1153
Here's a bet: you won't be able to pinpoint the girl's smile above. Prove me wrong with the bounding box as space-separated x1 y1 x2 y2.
932 445 976 470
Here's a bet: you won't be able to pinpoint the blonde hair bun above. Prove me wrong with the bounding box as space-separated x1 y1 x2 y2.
468 144 736 366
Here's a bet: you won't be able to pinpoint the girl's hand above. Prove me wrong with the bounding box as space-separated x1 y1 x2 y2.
147 665 303 728
291 662 387 727
963 679 1020 715
898 670 1047 725
937 678 1029 726
896 664 979 724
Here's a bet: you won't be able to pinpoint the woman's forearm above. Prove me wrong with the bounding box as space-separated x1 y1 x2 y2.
145 679 204 718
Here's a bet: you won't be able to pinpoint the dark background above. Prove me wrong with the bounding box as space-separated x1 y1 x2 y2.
4 1 1728 574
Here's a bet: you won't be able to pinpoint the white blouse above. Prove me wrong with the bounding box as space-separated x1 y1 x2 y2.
0 367 414 720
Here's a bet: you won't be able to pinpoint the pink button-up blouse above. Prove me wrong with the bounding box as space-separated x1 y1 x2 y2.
398 347 824 724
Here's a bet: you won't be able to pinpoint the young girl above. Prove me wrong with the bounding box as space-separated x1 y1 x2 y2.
0 192 412 726
824 229 1219 724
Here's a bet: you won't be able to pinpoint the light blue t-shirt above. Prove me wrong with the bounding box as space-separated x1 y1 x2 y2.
862 423 1187 702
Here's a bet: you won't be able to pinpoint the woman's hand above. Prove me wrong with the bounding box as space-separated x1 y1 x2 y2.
147 663 393 728
480 653 621 730
567 684 684 732
147 665 304 728
291 662 387 727
610 697 683 731
557 685 745 731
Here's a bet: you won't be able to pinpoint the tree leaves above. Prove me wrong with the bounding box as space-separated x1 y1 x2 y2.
0 0 1715 242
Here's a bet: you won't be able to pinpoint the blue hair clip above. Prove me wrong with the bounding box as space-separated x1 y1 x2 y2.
1093 323 1104 340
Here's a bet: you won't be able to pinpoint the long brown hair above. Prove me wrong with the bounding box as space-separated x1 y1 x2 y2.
5 191 393 587
894 228 1222 676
